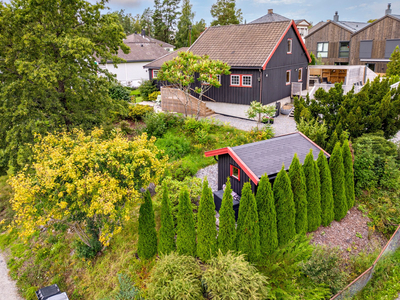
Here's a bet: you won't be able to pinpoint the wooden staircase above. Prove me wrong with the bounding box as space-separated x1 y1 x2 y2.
205 106 215 117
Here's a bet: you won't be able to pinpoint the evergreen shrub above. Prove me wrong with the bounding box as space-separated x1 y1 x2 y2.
330 143 347 221
303 151 321 232
176 187 197 256
137 190 158 259
342 140 355 208
317 151 335 226
128 104 153 121
158 185 175 255
138 80 158 101
217 178 236 254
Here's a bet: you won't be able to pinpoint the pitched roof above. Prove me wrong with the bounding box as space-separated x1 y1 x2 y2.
295 19 312 26
205 132 329 185
307 20 368 38
308 21 326 35
351 14 400 37
188 21 310 68
250 12 290 23
143 47 189 69
124 33 174 48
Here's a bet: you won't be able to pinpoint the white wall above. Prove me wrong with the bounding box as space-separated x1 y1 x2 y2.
100 62 151 87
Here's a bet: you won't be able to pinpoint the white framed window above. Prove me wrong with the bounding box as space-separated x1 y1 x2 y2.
242 75 252 87
286 70 291 85
298 68 302 82
230 75 240 86
153 69 159 79
287 38 293 54
317 42 329 58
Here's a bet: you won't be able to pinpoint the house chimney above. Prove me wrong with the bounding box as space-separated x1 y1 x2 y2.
386 3 392 15
333 11 339 22
141 29 146 37
268 9 273 14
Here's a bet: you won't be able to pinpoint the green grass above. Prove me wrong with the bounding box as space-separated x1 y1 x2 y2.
130 89 143 103
0 175 13 231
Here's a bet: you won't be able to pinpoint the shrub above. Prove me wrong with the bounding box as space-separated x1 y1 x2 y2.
148 91 161 101
118 120 133 135
128 104 153 121
155 132 191 160
289 154 308 235
197 178 217 261
167 159 199 181
146 252 203 300
297 118 328 149
158 184 175 255
273 166 296 246
184 117 212 134
101 273 143 300
300 246 348 296
256 174 278 258
176 187 197 256
342 140 355 209
138 80 158 101
330 143 347 221
138 190 158 259
109 84 131 101
217 178 236 255
303 150 321 232
317 151 335 227
246 125 274 142
143 112 167 138
203 251 269 299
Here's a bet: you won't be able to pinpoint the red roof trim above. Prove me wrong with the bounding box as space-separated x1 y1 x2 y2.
204 147 229 157
262 20 311 70
297 131 330 157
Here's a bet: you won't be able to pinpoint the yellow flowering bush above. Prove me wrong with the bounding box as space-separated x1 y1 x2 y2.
9 129 167 248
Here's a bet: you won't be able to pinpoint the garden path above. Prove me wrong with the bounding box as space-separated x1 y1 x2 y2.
0 251 23 300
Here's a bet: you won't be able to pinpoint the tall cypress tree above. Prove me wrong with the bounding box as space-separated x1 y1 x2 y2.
158 184 175 255
342 139 355 209
256 174 278 258
217 178 236 254
197 178 217 261
289 154 308 234
237 182 260 263
236 181 251 249
317 151 335 226
330 143 347 221
303 150 322 232
138 190 158 259
273 166 296 246
176 187 196 256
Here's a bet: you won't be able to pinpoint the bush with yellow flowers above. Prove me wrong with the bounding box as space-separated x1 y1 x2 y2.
9 128 167 251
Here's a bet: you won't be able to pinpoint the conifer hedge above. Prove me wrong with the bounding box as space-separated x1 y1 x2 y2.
177 187 197 256
138 190 158 259
237 182 260 263
330 143 347 221
289 154 308 234
197 178 217 261
317 151 335 227
273 166 296 246
217 178 236 254
256 174 278 257
236 181 251 249
303 150 322 232
342 139 355 209
158 184 175 255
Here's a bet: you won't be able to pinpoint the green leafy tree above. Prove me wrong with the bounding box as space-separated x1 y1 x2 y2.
140 7 154 36
0 0 129 173
330 143 347 221
317 151 335 227
197 178 217 261
303 150 322 232
256 174 278 257
158 184 175 255
175 0 194 48
176 186 197 256
191 19 206 44
289 154 308 234
342 140 355 209
387 46 400 77
138 190 158 259
210 0 243 26
112 9 140 34
246 101 276 130
237 182 260 263
157 51 230 118
161 0 181 44
273 166 296 246
217 178 236 254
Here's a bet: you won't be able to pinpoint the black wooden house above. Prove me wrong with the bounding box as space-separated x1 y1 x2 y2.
144 20 311 105
204 132 329 218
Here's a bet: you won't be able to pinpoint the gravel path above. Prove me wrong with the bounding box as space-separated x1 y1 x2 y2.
195 164 218 192
391 131 400 143
0 252 23 300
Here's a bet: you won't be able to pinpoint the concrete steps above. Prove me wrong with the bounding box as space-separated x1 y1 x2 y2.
205 107 215 117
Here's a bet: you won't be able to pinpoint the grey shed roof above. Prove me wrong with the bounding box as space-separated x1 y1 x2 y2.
231 132 329 178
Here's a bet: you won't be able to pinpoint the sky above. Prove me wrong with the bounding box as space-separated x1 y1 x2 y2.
103 0 400 26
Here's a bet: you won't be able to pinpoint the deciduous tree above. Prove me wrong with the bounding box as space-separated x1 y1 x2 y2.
176 187 197 256
197 178 217 261
273 166 296 246
138 190 158 259
217 178 236 254
256 174 278 257
289 154 308 234
342 140 355 209
210 0 243 26
158 184 175 255
317 151 335 226
330 143 347 221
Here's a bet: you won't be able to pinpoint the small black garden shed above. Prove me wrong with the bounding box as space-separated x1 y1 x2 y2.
204 132 330 218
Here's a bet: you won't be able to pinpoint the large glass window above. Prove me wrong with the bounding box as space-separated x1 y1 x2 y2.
339 41 350 58
317 42 329 58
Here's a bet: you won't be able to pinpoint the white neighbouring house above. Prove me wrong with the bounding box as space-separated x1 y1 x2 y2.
97 31 173 87
294 19 312 41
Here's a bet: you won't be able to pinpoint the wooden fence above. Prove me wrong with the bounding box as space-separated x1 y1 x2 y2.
160 86 213 117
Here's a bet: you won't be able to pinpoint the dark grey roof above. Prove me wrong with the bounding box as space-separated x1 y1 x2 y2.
231 132 328 178
335 21 369 32
308 21 326 35
250 12 290 23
